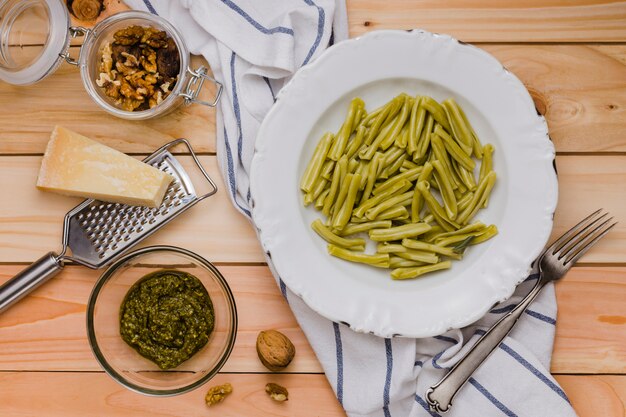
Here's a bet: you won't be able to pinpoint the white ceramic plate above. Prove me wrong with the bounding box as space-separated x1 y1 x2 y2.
250 30 557 338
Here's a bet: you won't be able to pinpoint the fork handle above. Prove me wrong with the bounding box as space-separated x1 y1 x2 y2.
0 252 64 313
426 277 546 413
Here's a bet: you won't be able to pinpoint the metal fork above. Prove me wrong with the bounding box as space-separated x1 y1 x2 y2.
426 209 617 413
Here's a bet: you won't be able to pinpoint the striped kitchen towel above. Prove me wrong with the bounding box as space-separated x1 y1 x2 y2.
125 1 578 416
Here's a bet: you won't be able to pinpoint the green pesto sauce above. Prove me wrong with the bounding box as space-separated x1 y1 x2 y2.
119 270 214 370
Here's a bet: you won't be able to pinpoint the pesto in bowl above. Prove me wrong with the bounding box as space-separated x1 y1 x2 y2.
119 269 215 370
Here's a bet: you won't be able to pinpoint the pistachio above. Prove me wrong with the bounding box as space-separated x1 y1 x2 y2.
256 330 295 371
205 383 233 406
265 383 289 402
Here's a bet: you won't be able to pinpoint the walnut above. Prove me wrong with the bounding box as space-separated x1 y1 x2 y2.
144 74 158 85
100 25 180 112
205 383 233 406
67 0 103 21
141 27 168 48
115 60 137 76
119 78 142 100
100 42 113 75
265 383 289 402
256 330 296 371
96 72 121 99
140 48 158 73
121 97 143 111
149 90 164 109
157 38 180 78
111 44 140 63
121 52 139 67
113 25 144 46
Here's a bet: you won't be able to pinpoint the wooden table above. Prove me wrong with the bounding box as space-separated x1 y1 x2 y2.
1 1 625 415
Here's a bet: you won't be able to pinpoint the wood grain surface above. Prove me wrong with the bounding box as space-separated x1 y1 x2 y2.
0 372 622 417
1 0 625 415
1 44 625 154
346 0 626 41
16 0 626 44
0 155 623 263
0 265 624 374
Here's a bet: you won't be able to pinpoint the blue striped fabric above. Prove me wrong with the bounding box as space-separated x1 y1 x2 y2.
525 309 557 325
263 77 276 102
383 339 393 417
301 0 325 65
142 0 157 14
229 53 246 169
222 128 251 217
499 343 570 403
333 322 344 405
469 378 518 417
414 394 442 417
278 277 288 299
219 0 295 35
433 335 458 344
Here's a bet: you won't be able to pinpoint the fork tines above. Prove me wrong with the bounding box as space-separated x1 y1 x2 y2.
548 209 617 265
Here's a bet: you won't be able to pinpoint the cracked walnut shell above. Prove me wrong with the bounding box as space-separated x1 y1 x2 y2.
256 330 296 371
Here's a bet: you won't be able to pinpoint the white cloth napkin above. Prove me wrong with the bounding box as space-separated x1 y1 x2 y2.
125 2 577 416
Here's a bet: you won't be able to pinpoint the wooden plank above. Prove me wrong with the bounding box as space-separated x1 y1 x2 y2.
0 265 319 373
15 1 626 44
0 155 263 264
556 375 626 417
0 155 624 263
551 156 625 263
0 372 622 417
0 372 346 417
0 47 216 155
346 0 626 42
554 267 626 373
482 44 626 153
1 264 624 374
0 45 625 154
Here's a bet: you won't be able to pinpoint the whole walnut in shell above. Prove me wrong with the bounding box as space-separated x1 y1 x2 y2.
256 330 295 371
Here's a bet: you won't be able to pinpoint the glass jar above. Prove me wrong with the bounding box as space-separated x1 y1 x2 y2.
0 0 222 120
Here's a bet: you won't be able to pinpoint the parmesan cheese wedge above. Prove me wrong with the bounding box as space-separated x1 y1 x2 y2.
37 126 173 207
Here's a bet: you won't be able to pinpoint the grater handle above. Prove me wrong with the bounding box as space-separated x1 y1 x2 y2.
0 252 64 313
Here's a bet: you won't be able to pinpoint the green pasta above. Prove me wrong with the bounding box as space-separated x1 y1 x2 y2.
391 261 452 280
300 94 498 280
300 132 334 193
369 223 431 241
328 244 390 268
311 219 365 250
340 220 392 236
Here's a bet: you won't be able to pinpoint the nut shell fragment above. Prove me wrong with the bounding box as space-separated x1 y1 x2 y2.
265 383 289 402
256 330 296 371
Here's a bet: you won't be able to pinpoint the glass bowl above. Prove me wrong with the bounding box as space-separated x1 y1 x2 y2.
86 246 237 396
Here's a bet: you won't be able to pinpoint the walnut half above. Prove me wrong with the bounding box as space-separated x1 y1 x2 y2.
205 383 233 406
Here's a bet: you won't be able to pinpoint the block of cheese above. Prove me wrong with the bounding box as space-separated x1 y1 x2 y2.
37 126 173 207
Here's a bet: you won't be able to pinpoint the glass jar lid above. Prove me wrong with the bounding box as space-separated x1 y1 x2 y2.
0 0 70 85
